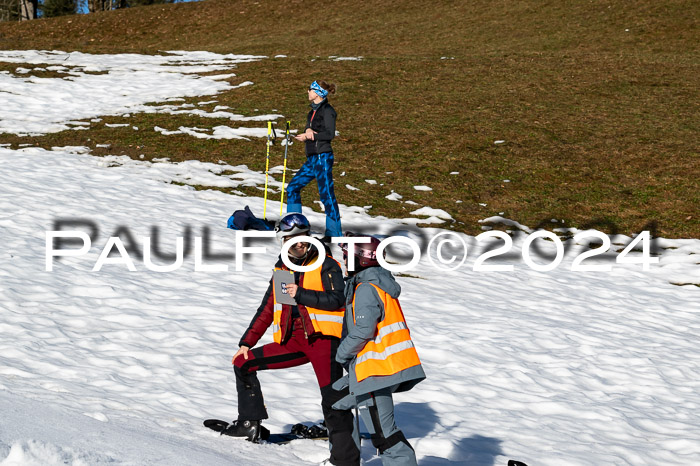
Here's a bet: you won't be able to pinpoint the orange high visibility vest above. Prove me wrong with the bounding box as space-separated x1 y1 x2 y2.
271 257 344 343
352 283 421 382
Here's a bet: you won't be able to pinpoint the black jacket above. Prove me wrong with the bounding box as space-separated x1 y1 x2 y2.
239 246 345 347
305 99 337 156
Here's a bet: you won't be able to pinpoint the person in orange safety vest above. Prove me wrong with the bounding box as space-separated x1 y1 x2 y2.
226 213 359 466
333 232 425 466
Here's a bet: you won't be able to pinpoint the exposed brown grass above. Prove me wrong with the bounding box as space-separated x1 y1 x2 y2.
1 0 698 237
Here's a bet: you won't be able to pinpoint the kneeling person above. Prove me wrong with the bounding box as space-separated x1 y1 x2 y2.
228 213 359 466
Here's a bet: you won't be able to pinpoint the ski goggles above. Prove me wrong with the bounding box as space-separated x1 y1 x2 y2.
309 81 328 98
341 245 378 261
278 213 310 234
339 233 378 260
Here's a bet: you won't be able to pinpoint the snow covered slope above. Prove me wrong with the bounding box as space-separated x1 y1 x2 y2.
1 146 698 465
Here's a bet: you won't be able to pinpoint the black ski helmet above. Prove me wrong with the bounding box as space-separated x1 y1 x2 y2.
275 212 311 241
340 231 382 268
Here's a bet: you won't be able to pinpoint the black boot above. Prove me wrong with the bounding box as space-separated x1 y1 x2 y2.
222 420 270 443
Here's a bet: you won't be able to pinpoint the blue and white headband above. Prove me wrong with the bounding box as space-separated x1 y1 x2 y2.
309 81 328 98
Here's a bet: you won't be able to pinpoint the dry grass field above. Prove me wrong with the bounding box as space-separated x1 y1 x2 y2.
1 0 698 237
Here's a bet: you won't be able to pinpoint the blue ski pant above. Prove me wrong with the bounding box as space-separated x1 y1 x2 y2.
286 152 342 238
356 386 417 466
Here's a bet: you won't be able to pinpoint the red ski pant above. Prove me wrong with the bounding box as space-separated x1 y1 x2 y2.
233 317 359 465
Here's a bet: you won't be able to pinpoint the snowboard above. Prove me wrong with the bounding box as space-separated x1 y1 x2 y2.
206 419 528 464
204 419 328 444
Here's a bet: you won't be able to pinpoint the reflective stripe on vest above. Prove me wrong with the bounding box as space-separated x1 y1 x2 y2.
308 312 345 325
356 339 416 365
352 283 421 382
299 256 343 338
271 256 343 342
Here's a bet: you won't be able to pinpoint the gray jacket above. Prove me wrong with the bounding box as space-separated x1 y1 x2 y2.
333 267 425 408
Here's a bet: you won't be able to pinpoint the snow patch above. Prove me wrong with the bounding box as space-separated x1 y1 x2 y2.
410 207 453 221
0 50 264 136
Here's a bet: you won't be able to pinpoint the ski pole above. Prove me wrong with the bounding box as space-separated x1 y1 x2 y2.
262 121 276 219
279 121 291 215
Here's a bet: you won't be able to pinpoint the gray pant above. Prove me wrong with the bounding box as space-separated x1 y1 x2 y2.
356 386 417 466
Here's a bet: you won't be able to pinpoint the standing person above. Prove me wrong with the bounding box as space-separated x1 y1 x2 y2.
334 232 426 466
288 80 342 241
225 213 360 466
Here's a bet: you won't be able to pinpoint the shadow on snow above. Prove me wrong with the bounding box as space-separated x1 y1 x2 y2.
362 401 506 466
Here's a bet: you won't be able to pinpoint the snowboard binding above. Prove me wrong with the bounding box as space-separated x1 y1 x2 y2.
204 419 270 443
290 422 328 439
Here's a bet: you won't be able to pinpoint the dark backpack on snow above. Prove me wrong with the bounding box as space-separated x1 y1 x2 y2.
227 206 275 231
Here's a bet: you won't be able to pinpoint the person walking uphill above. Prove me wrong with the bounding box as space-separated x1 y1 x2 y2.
288 80 342 241
225 213 360 466
334 233 426 466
